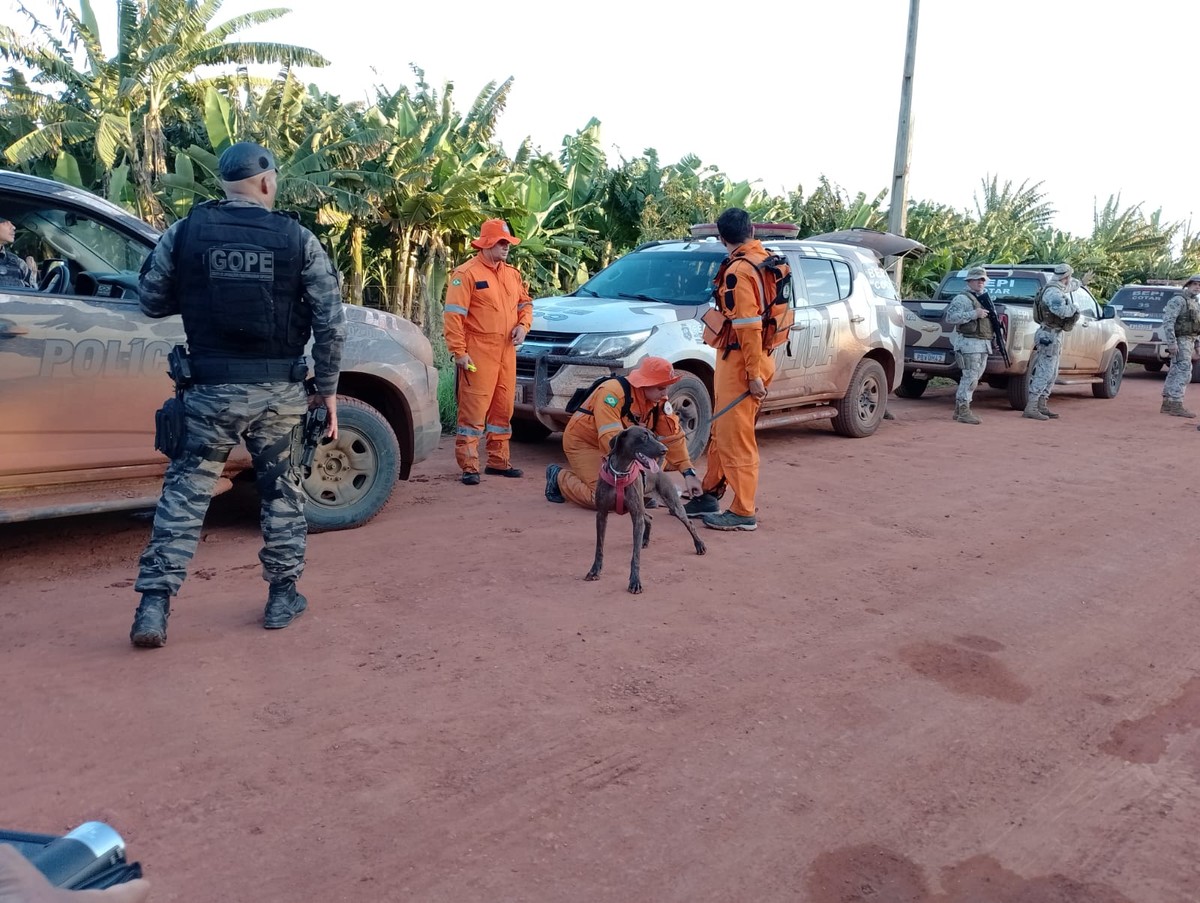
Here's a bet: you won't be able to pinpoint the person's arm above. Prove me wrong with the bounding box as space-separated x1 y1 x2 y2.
512 269 533 344
137 222 184 319
444 267 472 364
20 255 38 288
300 230 347 437
942 293 982 325
1163 295 1182 347
592 380 627 449
726 260 769 392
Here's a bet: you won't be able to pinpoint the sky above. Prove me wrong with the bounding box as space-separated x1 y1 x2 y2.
3 0 1197 239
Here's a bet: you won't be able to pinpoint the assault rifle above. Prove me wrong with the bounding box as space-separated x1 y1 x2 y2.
978 294 1011 367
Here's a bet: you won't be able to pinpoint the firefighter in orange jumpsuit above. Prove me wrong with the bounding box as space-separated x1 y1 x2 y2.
545 356 704 508
683 208 773 531
444 219 533 484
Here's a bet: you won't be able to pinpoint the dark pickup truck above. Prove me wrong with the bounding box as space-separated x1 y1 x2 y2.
899 265 1129 409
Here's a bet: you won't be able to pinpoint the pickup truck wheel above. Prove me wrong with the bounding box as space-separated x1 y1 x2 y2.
1007 366 1032 410
895 372 929 399
512 419 552 442
1093 350 1125 398
302 396 400 532
1190 359 1200 384
832 359 887 438
1144 362 1164 373
669 374 713 462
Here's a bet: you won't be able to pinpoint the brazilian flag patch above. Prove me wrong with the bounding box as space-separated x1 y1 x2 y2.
451 278 462 286
604 394 619 407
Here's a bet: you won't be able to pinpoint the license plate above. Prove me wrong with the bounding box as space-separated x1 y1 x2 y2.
913 350 945 363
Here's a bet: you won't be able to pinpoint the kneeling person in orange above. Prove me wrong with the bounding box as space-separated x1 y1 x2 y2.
546 356 704 507
444 219 533 485
684 207 774 532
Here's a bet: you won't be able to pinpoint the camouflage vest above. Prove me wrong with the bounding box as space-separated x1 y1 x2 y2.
954 292 994 340
1174 295 1200 337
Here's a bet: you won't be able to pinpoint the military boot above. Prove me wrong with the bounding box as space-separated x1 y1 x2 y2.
130 592 170 648
1170 400 1197 418
1161 397 1174 414
1037 397 1060 419
263 581 308 630
1022 399 1049 421
953 403 981 425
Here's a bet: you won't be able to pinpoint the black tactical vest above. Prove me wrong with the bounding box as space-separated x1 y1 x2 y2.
174 201 308 360
0 249 30 288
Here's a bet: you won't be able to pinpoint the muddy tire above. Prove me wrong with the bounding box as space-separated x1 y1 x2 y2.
1007 366 1032 411
669 374 713 461
1093 350 1125 399
832 359 888 438
895 372 929 399
303 396 400 532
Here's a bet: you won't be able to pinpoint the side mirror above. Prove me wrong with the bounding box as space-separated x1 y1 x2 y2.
1100 305 1117 320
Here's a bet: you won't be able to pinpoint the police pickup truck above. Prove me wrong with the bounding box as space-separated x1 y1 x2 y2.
0 171 442 530
900 265 1129 409
513 225 918 459
1107 283 1200 379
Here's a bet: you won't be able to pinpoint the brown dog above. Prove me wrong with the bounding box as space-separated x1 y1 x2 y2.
585 425 706 593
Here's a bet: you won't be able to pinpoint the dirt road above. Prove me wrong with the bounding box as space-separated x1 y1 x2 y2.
3 370 1198 903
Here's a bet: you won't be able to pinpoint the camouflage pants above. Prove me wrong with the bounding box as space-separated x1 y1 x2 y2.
1027 327 1064 400
1163 336 1199 400
134 382 309 596
955 352 988 405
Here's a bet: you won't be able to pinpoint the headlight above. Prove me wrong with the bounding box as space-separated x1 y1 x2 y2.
569 329 653 359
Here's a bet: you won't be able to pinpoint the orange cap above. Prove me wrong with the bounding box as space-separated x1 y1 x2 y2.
627 356 682 388
471 219 521 249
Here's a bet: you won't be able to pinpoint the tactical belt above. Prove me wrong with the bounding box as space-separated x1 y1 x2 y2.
190 357 306 385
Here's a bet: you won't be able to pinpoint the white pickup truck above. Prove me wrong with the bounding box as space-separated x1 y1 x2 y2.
513 225 920 459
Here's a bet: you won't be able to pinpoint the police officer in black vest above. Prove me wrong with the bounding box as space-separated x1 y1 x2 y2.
129 141 346 648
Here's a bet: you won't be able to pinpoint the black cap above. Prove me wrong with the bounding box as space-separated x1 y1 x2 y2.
218 141 276 181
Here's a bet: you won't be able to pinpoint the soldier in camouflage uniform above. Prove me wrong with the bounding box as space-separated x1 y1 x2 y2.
1024 263 1080 421
130 142 346 648
1159 274 1200 418
0 214 37 288
944 266 994 425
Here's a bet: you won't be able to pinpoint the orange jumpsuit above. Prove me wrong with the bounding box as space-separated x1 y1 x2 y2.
703 239 775 517
557 378 693 509
443 254 533 473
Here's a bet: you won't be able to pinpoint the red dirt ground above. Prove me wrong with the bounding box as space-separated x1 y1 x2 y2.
3 369 1199 903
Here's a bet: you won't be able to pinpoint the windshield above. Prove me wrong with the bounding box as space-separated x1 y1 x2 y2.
939 275 1042 301
21 207 151 274
577 249 724 305
1110 287 1176 315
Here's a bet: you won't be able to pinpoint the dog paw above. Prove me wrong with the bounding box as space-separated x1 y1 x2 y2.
695 542 707 555
584 570 600 581
628 580 643 594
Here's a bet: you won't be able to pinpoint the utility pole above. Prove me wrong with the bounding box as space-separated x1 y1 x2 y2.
888 0 920 293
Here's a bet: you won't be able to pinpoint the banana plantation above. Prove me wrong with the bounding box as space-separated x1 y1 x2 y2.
3 0 1199 345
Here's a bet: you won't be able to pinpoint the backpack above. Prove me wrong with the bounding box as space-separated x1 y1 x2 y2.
1032 280 1081 331
566 375 633 421
702 252 795 354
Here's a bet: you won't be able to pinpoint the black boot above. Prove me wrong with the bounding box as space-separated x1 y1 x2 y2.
130 592 170 648
263 581 307 630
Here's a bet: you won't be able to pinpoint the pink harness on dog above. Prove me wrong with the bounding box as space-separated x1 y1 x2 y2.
599 455 660 516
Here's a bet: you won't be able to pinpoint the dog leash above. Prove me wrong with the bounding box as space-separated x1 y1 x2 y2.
711 391 751 421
